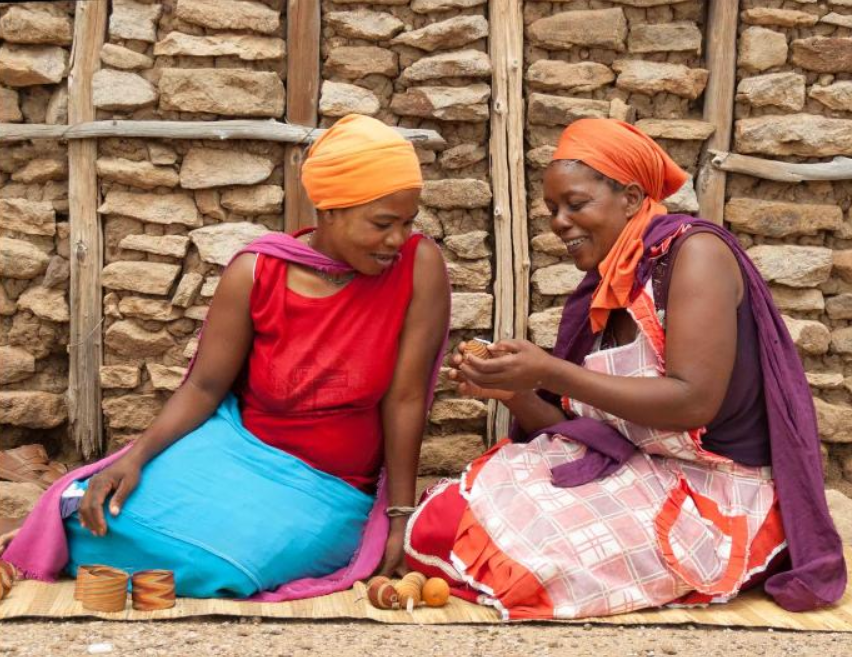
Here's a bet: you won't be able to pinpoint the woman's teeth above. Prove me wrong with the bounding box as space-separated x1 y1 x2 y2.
566 237 586 248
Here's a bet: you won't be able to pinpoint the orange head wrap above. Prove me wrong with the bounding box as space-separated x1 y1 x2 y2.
301 114 423 211
552 118 689 333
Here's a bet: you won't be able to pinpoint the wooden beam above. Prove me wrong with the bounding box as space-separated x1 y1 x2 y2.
487 0 528 444
711 150 852 182
67 1 107 458
284 0 321 233
696 0 739 225
0 120 445 148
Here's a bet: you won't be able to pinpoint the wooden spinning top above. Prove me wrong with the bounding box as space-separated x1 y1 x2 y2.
366 575 398 609
463 339 491 360
364 571 451 611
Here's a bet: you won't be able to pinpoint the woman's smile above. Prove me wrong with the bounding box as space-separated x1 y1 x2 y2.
371 252 399 268
563 235 589 256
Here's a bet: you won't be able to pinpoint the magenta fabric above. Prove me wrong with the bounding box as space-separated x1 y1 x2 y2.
5 231 450 603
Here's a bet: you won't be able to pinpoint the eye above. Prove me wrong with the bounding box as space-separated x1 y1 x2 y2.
567 201 586 212
372 222 392 229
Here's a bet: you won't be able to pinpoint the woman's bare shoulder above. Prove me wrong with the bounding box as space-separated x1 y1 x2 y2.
670 231 742 303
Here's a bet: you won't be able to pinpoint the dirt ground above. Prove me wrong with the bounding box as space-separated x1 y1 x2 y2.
0 618 849 656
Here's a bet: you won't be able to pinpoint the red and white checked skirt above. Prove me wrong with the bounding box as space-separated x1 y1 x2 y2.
405 283 785 620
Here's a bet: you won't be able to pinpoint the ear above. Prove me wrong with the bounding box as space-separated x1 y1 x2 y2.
622 182 645 218
317 209 336 226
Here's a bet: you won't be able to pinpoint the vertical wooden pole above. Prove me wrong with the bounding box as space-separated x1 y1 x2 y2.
67 1 107 458
697 0 739 225
284 0 320 233
488 0 528 444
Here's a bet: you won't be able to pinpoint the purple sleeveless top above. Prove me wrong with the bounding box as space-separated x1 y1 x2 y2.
657 228 771 467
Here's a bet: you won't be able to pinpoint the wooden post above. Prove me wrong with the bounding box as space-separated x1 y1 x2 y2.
67 1 107 458
284 0 321 233
487 0 528 444
697 0 739 225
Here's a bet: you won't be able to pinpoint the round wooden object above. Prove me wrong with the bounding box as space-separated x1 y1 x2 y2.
131 569 176 611
463 340 491 360
75 565 129 613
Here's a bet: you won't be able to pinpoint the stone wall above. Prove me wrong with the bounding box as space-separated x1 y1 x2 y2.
730 0 852 483
0 2 73 453
1 0 851 491
319 0 493 480
522 0 708 348
93 0 287 449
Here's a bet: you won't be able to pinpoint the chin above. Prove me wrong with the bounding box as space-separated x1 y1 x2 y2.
356 259 385 277
572 256 596 272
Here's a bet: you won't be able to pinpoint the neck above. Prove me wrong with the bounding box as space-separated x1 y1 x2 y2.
308 228 345 263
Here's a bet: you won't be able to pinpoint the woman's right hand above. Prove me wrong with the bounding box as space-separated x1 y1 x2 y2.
450 342 516 401
78 456 142 537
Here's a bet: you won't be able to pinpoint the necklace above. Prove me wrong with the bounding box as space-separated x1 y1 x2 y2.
307 232 356 286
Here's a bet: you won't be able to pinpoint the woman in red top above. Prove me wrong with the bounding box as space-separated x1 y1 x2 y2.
2 115 450 599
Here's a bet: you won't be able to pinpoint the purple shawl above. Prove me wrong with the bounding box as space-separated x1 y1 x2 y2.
5 232 450 603
514 214 846 612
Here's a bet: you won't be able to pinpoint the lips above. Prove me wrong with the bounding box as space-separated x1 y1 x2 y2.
372 253 398 266
563 236 588 255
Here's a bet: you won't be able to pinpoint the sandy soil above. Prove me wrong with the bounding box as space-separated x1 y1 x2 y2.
0 619 848 657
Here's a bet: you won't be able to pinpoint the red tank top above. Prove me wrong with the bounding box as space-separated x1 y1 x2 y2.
240 233 422 492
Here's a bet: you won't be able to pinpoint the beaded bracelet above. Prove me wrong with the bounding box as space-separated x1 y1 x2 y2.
386 505 417 518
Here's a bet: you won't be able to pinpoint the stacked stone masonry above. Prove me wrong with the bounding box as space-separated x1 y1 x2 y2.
730 0 852 482
0 2 74 453
2 0 852 487
320 0 494 464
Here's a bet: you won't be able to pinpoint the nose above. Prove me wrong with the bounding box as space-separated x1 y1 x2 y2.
386 224 409 249
550 206 572 234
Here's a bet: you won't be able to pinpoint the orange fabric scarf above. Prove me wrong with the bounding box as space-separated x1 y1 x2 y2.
301 114 423 210
552 119 688 333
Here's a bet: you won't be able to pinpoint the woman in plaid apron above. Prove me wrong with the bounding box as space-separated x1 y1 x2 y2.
405 119 845 619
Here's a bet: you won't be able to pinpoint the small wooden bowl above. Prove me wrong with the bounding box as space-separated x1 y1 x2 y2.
75 565 129 613
131 569 176 611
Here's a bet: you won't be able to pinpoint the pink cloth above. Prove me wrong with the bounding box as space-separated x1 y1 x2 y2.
5 231 450 602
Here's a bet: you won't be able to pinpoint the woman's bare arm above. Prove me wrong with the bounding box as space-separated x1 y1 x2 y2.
376 239 449 574
381 239 450 507
122 253 256 466
462 233 743 432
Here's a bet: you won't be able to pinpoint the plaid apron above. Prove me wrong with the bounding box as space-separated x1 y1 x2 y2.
406 282 786 620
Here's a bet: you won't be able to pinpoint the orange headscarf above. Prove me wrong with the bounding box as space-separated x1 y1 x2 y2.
552 118 688 333
301 114 423 210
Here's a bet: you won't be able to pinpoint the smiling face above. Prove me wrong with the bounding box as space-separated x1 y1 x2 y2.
543 160 644 271
312 187 421 276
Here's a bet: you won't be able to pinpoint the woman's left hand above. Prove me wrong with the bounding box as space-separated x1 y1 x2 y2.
375 519 409 578
458 339 554 392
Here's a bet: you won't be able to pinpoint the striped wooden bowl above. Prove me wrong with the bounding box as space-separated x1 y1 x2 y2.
75 565 129 613
131 569 176 611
